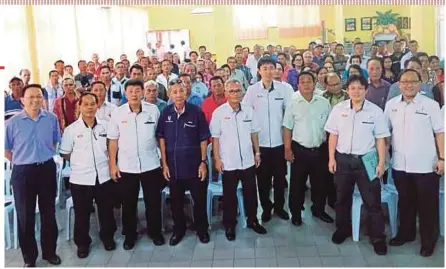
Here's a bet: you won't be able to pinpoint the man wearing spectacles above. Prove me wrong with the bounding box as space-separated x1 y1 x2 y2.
210 79 265 241
59 93 117 259
384 69 444 257
156 80 211 246
5 84 62 267
322 72 349 107
53 77 79 132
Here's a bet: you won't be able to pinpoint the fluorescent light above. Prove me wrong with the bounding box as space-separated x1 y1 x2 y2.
191 7 213 14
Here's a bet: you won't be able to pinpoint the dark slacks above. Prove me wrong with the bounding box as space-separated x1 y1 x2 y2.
393 170 439 247
222 166 258 229
334 152 385 243
118 168 166 239
169 178 209 235
11 159 58 264
256 145 287 212
320 141 337 206
289 141 326 218
70 178 116 248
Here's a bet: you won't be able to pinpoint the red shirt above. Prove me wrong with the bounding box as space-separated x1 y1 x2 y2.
281 65 291 82
202 95 227 124
53 95 79 132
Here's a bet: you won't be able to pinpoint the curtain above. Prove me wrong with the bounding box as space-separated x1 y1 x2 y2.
0 6 32 91
121 7 148 61
276 6 321 38
232 6 277 40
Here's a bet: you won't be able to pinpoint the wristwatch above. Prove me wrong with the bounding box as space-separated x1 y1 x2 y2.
201 159 208 165
439 157 444 161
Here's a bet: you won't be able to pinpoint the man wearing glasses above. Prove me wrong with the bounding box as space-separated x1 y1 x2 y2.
59 93 117 258
156 79 210 246
385 69 444 257
210 79 265 241
322 72 349 108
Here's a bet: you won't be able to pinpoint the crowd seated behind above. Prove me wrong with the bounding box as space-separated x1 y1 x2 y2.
4 37 445 266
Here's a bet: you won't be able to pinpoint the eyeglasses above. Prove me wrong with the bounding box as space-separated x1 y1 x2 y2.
169 79 183 86
227 89 242 95
64 83 74 87
400 80 420 86
327 83 340 87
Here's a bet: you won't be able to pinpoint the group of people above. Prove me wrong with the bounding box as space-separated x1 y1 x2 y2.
4 36 445 267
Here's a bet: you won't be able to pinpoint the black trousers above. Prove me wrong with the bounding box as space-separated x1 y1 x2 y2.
222 166 258 229
70 178 116 248
256 145 287 212
320 141 337 206
334 152 385 243
118 168 166 239
11 159 58 264
393 170 439 247
289 142 326 218
169 178 209 235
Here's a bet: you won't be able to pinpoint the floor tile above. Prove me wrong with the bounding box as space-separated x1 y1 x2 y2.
277 257 300 267
296 245 319 257
321 256 344 267
255 247 276 258
212 259 234 267
299 256 322 267
213 248 234 260
255 258 278 267
234 258 255 267
234 247 255 259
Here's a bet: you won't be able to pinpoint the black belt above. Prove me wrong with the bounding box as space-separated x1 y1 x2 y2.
293 141 321 152
17 158 53 167
336 151 364 159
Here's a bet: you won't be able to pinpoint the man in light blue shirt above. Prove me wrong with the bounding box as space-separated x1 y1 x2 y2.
183 63 209 98
144 80 167 112
5 84 62 267
168 74 203 108
45 70 63 112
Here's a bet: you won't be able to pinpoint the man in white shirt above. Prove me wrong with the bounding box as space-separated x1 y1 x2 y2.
107 79 166 249
45 70 63 112
111 62 128 88
384 69 444 257
90 81 116 123
156 59 178 89
400 40 419 70
59 92 117 258
245 44 263 84
242 57 293 223
210 79 267 241
98 66 124 106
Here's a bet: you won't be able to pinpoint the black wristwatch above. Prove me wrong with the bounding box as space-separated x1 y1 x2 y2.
201 159 207 165
439 157 444 161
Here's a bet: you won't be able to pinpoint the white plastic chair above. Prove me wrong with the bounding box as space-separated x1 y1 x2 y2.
351 169 398 242
440 176 444 236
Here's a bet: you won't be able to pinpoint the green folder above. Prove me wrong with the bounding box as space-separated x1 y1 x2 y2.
361 149 389 181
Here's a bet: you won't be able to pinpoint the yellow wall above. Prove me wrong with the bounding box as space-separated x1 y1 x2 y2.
147 5 437 61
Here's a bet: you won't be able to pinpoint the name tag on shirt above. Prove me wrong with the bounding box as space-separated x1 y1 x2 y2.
184 122 196 128
415 111 428 116
274 97 284 100
99 133 107 137
256 94 264 98
243 119 252 122
144 121 155 124
362 121 374 124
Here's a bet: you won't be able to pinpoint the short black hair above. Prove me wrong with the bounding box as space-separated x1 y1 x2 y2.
124 79 144 91
234 45 242 50
354 42 364 47
48 70 58 77
349 55 362 64
221 64 231 72
78 92 98 106
107 58 114 63
9 77 23 84
129 64 144 74
398 68 422 82
64 65 73 69
298 70 315 83
367 57 383 68
417 52 429 59
189 51 198 57
346 74 368 89
257 57 276 70
209 76 224 87
54 60 64 66
335 44 344 48
409 40 418 45
404 56 422 69
90 81 106 90
243 47 250 52
184 59 191 63
77 60 86 67
348 64 363 78
314 44 323 49
179 73 191 80
161 59 171 65
115 61 123 67
291 53 303 69
198 45 206 50
429 55 440 62
308 41 316 45
22 84 43 97
100 65 111 72
277 52 287 58
316 66 327 75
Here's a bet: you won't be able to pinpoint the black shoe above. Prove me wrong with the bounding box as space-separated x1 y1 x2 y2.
150 233 165 246
247 221 267 234
23 263 36 267
261 210 272 223
331 230 351 244
420 246 435 257
291 216 302 226
312 212 334 223
373 241 388 255
388 236 415 246
198 232 210 244
77 247 89 259
123 238 136 250
274 209 290 220
43 255 61 265
169 232 185 246
225 228 236 241
103 239 116 251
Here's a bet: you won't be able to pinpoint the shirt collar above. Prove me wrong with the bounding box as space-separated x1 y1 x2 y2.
224 102 242 113
262 81 275 92
399 92 422 103
82 117 98 129
346 99 366 111
296 93 317 104
127 102 143 114
18 109 46 120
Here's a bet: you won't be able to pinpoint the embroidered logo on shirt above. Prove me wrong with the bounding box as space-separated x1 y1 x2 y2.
166 115 173 123
121 120 128 124
224 116 231 120
77 134 83 138
184 123 196 128
341 113 348 118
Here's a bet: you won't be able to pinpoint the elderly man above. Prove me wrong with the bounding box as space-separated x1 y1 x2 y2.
5 77 24 114
5 84 62 267
156 80 210 246
167 74 204 108
227 56 249 92
322 73 349 107
365 58 391 111
53 77 79 132
19 69 31 86
144 80 167 112
183 63 209 99
302 51 319 71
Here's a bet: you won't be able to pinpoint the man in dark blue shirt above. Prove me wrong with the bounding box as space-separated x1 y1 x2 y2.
5 77 24 116
156 79 210 246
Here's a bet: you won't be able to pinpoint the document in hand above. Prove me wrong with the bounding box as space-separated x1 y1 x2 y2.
361 149 389 181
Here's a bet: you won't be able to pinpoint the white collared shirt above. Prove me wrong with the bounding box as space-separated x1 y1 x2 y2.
283 93 331 148
111 76 129 88
400 51 414 69
45 83 64 112
384 93 444 173
59 118 110 186
96 101 117 123
156 73 178 89
325 99 390 155
105 81 124 106
107 102 161 173
242 80 293 148
210 103 261 171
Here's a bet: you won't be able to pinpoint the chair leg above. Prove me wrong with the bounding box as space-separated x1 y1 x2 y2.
94 202 100 231
65 206 71 241
13 209 18 249
5 210 11 250
351 197 363 242
236 189 247 228
440 192 444 237
207 189 213 230
387 196 398 239
161 192 166 232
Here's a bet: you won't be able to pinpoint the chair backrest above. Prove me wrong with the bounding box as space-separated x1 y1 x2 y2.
5 158 12 196
206 143 223 184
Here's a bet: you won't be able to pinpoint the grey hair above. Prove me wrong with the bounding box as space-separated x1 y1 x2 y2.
144 80 158 91
184 62 197 71
224 79 242 89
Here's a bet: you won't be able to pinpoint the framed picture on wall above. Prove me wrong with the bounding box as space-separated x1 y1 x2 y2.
402 17 409 29
361 17 372 31
345 18 356 32
397 17 403 29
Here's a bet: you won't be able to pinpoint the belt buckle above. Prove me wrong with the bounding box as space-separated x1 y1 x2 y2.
36 161 45 165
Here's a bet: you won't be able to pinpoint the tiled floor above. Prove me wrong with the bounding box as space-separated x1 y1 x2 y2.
5 194 445 267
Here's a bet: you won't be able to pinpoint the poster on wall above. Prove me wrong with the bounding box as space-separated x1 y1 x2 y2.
345 18 356 32
146 29 190 58
361 17 372 31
